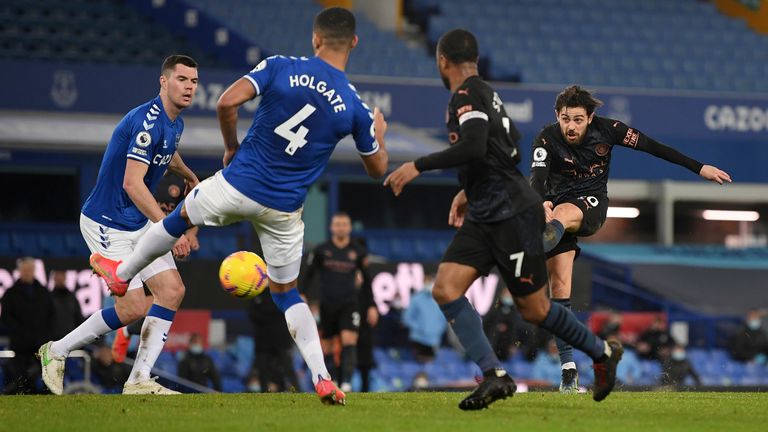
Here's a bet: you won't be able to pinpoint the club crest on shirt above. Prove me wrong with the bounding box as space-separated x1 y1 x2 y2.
595 143 610 156
136 131 152 148
348 250 357 261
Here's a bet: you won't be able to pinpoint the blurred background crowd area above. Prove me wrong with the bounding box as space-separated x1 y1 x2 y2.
1 0 767 393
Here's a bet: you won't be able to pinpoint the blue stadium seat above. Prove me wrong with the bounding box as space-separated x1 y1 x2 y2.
10 232 42 257
421 0 767 91
156 351 178 375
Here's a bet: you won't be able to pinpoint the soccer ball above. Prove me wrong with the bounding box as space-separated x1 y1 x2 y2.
218 251 269 299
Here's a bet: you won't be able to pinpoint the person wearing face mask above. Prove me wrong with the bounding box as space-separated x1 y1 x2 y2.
177 333 221 391
730 309 768 364
660 344 700 389
530 85 731 393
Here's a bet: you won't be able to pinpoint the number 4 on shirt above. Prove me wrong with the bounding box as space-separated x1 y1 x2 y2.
275 104 317 155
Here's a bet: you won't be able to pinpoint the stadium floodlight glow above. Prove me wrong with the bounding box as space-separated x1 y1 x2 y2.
701 210 760 221
606 207 640 218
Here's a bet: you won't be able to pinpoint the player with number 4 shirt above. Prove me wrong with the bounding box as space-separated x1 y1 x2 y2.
87 7 388 406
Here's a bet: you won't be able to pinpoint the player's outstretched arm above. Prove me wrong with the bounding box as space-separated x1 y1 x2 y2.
217 78 256 167
614 120 732 184
361 107 389 178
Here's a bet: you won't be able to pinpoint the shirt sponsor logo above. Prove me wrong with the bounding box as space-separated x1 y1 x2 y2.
152 154 173 166
622 128 639 148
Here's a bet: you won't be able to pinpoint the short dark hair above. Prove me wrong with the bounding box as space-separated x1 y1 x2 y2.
313 7 356 48
437 29 479 64
332 211 351 220
555 85 603 116
161 54 198 76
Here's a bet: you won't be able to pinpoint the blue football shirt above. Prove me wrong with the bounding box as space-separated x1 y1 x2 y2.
222 55 379 212
82 96 184 231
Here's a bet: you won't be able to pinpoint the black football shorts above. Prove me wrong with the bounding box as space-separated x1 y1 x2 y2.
320 301 360 337
442 204 548 297
547 194 608 259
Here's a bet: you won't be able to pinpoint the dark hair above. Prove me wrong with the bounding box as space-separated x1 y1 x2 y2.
161 54 198 76
554 85 603 116
313 7 356 48
332 211 351 220
437 29 479 64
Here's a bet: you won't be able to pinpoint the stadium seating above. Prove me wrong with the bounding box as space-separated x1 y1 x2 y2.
184 0 436 78
420 0 768 92
0 0 224 66
362 229 454 261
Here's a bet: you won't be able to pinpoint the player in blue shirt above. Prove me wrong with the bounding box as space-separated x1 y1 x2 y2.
90 8 388 405
39 55 200 395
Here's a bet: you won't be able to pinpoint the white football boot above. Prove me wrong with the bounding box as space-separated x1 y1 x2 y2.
38 342 66 395
123 377 181 395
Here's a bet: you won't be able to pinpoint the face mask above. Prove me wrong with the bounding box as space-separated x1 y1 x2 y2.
413 376 429 389
672 350 686 361
189 344 204 355
747 319 762 331
248 383 262 393
501 297 513 306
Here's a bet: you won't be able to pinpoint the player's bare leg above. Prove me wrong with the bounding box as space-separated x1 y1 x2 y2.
433 263 516 410
542 203 583 252
270 277 343 405
547 250 579 393
514 288 622 401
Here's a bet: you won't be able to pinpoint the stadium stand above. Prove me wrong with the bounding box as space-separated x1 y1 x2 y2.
183 0 436 77
416 0 768 92
0 0 225 67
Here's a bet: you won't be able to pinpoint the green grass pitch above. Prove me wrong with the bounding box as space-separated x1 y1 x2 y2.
1 392 766 432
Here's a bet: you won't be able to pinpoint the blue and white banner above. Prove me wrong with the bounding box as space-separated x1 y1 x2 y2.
1 60 766 181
